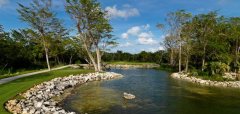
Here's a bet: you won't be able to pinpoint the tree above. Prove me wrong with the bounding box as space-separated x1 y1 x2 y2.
192 12 217 71
229 17 240 72
162 35 177 66
65 0 114 71
181 21 194 72
17 0 66 70
166 10 192 72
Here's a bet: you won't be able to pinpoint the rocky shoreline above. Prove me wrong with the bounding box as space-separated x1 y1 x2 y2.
171 73 240 88
5 72 123 114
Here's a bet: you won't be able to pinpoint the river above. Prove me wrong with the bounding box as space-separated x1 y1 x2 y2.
60 69 240 114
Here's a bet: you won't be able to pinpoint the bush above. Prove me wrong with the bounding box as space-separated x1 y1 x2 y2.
209 62 230 75
197 71 209 76
75 60 81 64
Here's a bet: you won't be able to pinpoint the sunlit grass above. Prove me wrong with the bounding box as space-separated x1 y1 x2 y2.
0 68 93 114
0 64 66 80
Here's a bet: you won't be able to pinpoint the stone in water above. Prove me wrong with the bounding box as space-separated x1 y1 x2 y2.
123 92 135 99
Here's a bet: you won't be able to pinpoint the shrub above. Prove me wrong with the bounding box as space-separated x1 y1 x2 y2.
209 62 230 75
75 60 81 64
198 71 209 76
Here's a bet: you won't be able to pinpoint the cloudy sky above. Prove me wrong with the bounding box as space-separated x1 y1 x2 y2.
0 0 240 53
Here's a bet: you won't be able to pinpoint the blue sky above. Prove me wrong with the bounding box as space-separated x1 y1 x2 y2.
0 0 240 53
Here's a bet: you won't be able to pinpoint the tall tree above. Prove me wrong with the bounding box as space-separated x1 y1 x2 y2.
229 17 240 72
181 21 194 72
192 12 217 71
17 0 65 70
65 0 114 71
166 10 191 72
163 35 178 66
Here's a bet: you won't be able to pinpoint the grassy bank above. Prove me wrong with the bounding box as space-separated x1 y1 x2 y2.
106 61 155 65
0 64 66 80
0 68 93 114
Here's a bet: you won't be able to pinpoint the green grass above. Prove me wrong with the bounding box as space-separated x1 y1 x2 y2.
195 75 235 82
0 68 93 114
0 69 41 80
0 64 66 80
106 61 155 65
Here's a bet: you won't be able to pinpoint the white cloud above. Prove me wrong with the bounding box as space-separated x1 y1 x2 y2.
0 0 9 8
127 26 141 35
105 5 139 19
121 26 141 39
119 42 133 47
138 32 157 45
121 33 129 39
121 24 159 45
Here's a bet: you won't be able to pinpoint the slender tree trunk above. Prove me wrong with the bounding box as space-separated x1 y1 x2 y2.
178 31 182 73
235 38 239 73
44 46 51 71
202 45 206 71
69 54 73 64
41 33 51 71
96 47 102 71
76 25 98 71
179 42 182 72
57 56 60 65
170 48 174 66
185 55 189 72
159 52 163 65
83 43 98 71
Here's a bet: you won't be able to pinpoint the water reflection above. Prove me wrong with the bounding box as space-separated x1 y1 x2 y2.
61 69 240 114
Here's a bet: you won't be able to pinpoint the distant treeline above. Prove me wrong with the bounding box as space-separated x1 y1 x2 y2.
102 50 168 64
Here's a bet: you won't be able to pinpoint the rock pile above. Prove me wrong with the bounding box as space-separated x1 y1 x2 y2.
171 73 240 88
5 72 123 114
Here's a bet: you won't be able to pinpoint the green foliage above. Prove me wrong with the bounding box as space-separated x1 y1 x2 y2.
209 62 230 75
156 64 178 72
75 60 81 64
102 50 169 64
197 71 210 77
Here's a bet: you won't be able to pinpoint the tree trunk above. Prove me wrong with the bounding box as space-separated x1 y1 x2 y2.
69 54 73 64
202 45 206 71
170 48 174 66
178 31 182 73
41 33 51 71
185 55 189 72
83 43 98 71
235 38 239 73
44 46 51 71
57 56 60 65
179 42 182 72
96 47 102 71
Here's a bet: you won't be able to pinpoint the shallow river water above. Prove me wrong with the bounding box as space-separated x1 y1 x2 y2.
61 69 240 114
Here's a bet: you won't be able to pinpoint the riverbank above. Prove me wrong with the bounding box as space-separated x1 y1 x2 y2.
0 68 93 114
5 72 123 114
171 73 240 88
